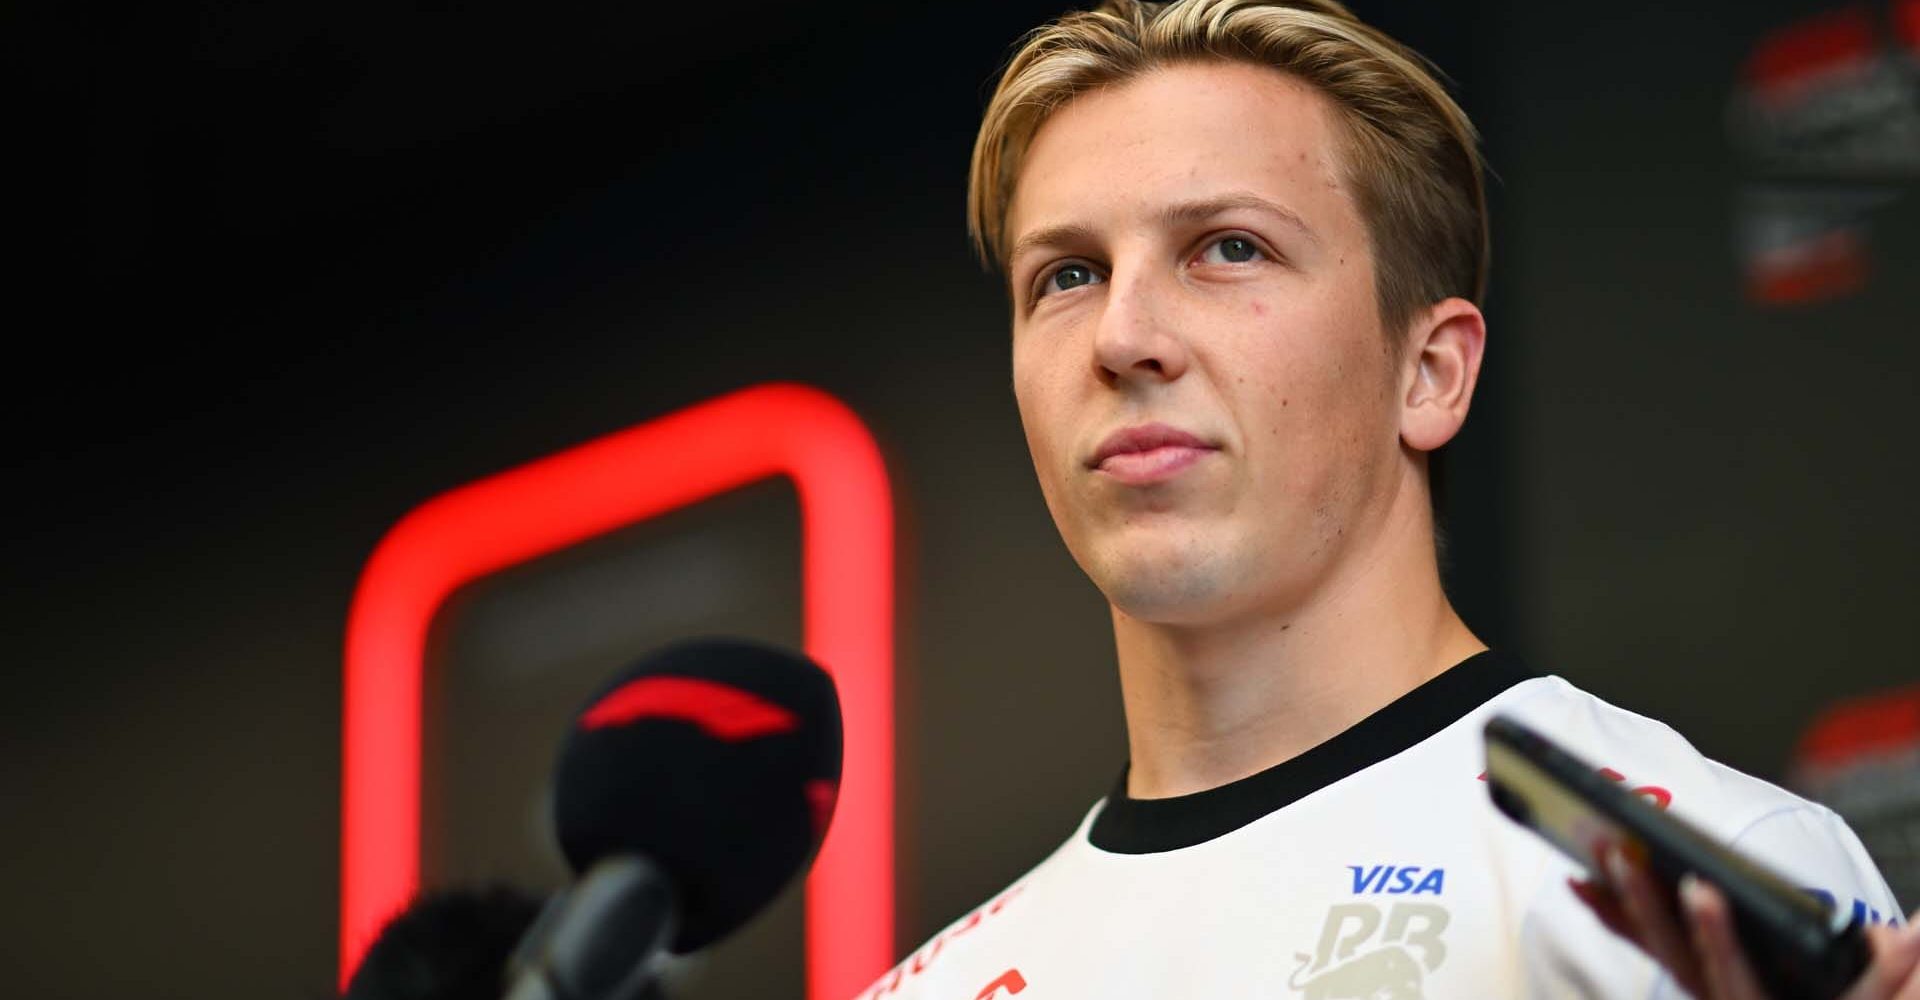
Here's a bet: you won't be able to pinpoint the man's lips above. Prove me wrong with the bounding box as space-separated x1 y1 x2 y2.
1087 423 1219 485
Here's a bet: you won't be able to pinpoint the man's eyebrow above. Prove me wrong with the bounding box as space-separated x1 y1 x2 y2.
1161 192 1320 246
1007 193 1320 269
1006 223 1099 270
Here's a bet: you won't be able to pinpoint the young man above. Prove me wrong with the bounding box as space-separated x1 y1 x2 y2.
859 1 1916 997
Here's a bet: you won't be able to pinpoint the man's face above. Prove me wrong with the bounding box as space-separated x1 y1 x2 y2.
1006 61 1412 626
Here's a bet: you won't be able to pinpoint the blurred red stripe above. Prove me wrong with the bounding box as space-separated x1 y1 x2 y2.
1744 6 1874 92
1797 686 1920 767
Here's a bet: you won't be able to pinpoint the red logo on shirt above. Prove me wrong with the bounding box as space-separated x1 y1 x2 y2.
975 969 1027 998
1595 767 1672 809
1476 766 1673 808
854 885 1027 999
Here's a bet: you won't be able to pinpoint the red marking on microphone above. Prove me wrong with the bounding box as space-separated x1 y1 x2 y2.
976 969 1027 998
805 779 839 840
581 675 798 741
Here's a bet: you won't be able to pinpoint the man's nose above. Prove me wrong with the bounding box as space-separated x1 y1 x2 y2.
1091 268 1190 387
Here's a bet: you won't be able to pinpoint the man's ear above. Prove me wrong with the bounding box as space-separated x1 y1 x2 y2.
1399 297 1486 453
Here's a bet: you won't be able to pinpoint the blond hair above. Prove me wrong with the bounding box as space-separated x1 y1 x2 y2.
968 0 1487 336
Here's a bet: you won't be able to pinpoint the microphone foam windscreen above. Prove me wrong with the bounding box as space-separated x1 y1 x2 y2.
551 637 843 953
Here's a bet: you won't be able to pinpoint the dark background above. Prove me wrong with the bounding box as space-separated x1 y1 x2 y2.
6 1 1915 997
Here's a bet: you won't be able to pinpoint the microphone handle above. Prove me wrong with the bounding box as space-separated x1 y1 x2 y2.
505 855 678 1000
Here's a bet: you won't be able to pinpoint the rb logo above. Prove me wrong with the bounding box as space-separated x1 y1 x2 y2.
1290 869 1450 1000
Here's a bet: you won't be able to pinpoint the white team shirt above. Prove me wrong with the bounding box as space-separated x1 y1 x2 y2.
856 652 1902 1000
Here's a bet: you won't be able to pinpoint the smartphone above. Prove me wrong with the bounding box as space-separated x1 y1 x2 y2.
1483 714 1871 1000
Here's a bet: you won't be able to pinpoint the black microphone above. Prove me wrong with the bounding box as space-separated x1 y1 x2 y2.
506 637 844 1000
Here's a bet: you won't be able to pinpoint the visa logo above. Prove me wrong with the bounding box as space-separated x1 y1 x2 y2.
1348 864 1446 896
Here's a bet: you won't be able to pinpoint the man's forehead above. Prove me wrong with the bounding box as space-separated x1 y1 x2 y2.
1003 62 1352 257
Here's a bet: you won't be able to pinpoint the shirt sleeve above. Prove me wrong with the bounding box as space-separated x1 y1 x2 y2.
1727 803 1906 927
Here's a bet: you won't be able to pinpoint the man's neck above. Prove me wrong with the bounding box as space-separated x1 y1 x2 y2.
1111 484 1484 801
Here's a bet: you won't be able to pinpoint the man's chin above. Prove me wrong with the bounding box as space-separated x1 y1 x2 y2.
1093 560 1240 627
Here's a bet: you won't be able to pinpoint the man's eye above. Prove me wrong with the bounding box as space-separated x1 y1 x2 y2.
1200 236 1263 265
1039 263 1103 298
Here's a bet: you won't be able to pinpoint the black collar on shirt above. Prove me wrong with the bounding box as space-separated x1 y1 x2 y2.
1088 648 1538 854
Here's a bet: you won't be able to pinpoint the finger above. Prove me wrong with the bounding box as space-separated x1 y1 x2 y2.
1895 956 1920 1000
1606 847 1703 996
1681 876 1770 1000
1569 878 1635 941
1844 921 1920 1000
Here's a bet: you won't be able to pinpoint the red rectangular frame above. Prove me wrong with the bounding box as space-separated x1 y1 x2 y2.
340 382 894 1000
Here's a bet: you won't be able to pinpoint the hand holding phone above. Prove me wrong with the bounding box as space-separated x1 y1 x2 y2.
1483 715 1878 999
1577 845 1920 1000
